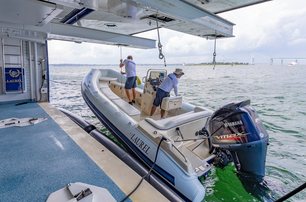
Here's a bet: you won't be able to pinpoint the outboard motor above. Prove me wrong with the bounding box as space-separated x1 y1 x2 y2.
208 100 269 182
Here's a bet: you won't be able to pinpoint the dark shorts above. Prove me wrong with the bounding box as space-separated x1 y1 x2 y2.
125 76 137 89
153 88 169 107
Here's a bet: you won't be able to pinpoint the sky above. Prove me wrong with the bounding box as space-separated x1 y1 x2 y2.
48 0 306 65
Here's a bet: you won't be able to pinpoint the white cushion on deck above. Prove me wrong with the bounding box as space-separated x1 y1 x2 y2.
145 111 211 130
101 87 120 100
113 99 140 116
99 77 118 81
161 96 182 111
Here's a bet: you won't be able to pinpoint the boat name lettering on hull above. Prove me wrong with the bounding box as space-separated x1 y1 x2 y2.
130 134 150 154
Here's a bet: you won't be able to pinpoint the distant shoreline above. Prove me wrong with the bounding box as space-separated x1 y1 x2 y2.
50 62 250 66
189 62 249 66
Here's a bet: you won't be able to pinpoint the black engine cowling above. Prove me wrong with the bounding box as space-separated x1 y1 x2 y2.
208 100 269 181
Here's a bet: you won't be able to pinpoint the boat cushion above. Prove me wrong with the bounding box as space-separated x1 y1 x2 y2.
101 87 120 100
112 99 140 116
161 96 182 111
99 77 118 82
145 110 211 130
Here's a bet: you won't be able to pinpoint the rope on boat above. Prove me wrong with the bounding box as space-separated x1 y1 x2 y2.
120 136 167 202
275 182 306 202
173 137 209 142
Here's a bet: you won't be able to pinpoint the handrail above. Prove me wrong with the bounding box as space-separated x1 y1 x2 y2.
171 143 188 163
145 68 167 83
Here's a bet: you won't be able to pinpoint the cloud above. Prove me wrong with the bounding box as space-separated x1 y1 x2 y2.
216 0 306 61
48 0 306 64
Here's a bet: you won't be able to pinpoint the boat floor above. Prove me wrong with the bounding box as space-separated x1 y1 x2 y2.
0 102 167 202
101 93 212 167
100 81 184 121
99 79 214 173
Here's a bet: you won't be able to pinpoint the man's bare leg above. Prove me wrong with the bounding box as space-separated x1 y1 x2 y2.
150 105 157 116
132 88 136 102
125 89 131 102
161 109 166 119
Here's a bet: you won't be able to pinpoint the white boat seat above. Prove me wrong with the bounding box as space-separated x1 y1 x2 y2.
112 99 140 116
99 77 118 82
145 111 211 130
112 81 125 88
161 96 182 111
101 87 120 100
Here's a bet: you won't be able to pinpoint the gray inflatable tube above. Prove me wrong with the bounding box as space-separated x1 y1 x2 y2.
60 108 184 202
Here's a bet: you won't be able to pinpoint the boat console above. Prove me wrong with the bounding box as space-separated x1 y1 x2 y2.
141 69 167 115
140 69 183 116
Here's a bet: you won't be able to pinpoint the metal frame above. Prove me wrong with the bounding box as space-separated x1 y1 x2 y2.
0 21 156 49
1 38 4 95
1 38 26 94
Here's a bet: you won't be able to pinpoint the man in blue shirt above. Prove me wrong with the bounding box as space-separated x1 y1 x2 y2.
120 55 137 105
150 68 184 118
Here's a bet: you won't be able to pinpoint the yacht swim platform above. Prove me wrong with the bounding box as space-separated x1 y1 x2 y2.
0 102 167 202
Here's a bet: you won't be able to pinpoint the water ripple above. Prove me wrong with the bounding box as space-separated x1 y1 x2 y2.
49 64 306 202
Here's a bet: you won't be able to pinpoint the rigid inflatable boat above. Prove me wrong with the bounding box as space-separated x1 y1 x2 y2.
82 68 269 201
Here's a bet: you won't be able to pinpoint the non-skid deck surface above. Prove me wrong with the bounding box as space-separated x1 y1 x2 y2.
112 99 141 116
0 102 129 202
101 87 121 100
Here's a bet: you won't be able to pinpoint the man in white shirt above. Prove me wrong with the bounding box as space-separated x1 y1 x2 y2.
150 68 184 118
120 55 137 105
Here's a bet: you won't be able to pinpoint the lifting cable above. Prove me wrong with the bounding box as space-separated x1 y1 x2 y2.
155 15 167 67
212 33 217 70
119 45 123 61
118 45 124 96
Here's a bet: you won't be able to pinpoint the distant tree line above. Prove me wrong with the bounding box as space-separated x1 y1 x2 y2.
192 62 249 66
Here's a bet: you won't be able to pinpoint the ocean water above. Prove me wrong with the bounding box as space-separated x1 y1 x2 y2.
50 64 306 202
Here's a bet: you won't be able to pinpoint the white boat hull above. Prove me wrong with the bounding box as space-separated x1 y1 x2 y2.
82 69 211 201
